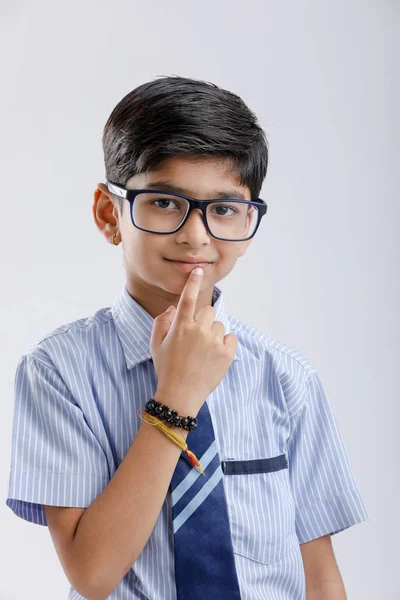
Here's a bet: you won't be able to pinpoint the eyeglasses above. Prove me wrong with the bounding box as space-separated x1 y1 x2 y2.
106 180 268 242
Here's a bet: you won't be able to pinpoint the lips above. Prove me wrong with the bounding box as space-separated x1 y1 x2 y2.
165 259 212 273
165 258 212 264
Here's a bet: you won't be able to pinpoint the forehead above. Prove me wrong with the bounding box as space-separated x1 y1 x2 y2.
126 155 251 200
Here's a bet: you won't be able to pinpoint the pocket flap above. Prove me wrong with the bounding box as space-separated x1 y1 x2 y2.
221 453 288 475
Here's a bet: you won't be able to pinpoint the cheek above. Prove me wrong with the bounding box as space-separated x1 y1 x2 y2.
122 235 166 270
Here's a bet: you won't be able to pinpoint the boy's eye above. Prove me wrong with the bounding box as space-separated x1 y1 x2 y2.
153 198 179 209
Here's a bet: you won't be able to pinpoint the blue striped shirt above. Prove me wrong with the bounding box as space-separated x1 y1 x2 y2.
6 283 369 599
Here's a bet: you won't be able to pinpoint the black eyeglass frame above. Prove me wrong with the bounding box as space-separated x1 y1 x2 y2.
106 180 268 242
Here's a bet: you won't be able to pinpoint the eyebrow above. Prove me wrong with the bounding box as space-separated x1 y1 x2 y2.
146 180 248 201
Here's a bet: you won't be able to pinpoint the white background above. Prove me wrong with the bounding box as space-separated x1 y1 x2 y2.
1 1 398 598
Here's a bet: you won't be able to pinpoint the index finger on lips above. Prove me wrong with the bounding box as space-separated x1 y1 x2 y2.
175 267 203 324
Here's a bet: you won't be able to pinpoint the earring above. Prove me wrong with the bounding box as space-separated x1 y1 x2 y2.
112 230 119 245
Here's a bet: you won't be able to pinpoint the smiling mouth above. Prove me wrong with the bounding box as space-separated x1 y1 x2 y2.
164 258 212 263
164 258 213 271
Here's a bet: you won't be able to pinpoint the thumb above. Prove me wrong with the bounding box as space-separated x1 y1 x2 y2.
150 305 176 348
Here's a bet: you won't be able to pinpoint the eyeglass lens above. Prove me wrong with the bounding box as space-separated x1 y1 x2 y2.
131 193 259 240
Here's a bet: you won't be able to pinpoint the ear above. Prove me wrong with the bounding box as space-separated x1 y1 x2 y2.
96 182 109 194
92 183 120 242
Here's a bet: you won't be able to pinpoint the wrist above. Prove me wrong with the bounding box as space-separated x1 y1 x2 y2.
153 389 201 419
140 414 190 441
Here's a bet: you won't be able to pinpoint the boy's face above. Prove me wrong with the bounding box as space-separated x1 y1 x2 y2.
93 155 254 318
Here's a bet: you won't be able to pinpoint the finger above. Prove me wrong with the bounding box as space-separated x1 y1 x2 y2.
194 304 216 326
174 266 203 324
150 305 176 348
223 333 238 355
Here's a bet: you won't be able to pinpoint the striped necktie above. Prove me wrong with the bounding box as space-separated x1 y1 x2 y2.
170 400 242 599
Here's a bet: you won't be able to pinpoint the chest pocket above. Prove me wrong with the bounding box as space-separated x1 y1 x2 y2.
222 453 293 565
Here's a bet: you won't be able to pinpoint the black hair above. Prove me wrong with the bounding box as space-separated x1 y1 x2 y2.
102 75 269 214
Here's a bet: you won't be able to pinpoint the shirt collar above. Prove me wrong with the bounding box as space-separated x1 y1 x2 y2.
112 282 241 370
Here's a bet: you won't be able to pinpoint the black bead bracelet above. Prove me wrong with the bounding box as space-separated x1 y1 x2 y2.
145 399 198 432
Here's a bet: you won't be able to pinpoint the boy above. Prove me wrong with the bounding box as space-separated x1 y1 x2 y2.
6 75 368 599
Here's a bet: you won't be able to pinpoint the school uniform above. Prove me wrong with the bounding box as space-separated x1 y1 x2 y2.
6 282 369 599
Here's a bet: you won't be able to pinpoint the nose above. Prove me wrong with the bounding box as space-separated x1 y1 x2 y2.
175 207 211 243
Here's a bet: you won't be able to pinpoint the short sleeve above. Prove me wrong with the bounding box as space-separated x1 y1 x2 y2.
287 370 369 544
5 353 110 526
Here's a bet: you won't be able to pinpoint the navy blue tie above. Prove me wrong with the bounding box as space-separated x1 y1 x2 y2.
170 400 242 599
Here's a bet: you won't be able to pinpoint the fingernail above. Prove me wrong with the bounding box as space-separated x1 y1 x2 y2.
193 267 203 276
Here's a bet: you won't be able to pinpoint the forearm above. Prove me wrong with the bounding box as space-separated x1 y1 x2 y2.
71 393 191 600
306 568 347 599
301 534 347 600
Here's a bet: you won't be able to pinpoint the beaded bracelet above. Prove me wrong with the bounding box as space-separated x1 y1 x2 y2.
145 399 198 432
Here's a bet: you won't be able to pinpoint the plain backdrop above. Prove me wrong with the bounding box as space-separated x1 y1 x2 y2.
1 1 398 598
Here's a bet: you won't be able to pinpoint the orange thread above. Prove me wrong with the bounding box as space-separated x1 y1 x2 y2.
137 408 205 475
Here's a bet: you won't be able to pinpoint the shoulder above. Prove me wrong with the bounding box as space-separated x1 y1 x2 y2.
228 314 317 414
229 313 315 375
22 305 115 367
